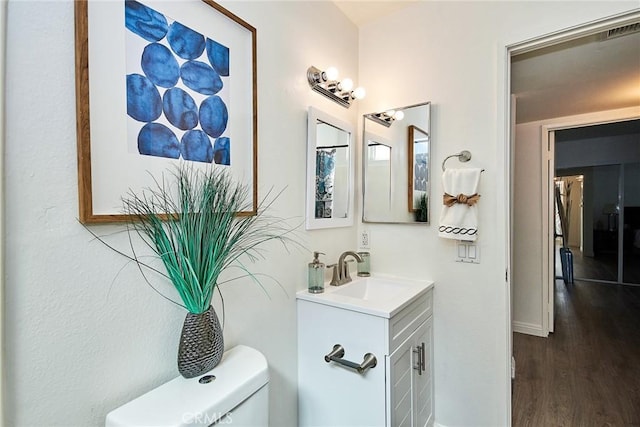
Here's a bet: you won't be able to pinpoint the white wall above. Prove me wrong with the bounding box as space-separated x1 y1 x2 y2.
514 106 640 337
0 0 6 423
4 1 357 426
358 2 639 426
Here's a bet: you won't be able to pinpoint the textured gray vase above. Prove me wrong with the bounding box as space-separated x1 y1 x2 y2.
177 305 224 378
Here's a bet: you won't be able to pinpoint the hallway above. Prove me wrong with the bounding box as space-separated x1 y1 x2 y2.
512 280 640 426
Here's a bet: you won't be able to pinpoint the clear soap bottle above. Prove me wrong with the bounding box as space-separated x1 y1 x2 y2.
308 251 325 294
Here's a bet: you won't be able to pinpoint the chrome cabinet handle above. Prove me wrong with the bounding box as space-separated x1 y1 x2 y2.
420 342 426 374
413 345 422 375
324 344 377 374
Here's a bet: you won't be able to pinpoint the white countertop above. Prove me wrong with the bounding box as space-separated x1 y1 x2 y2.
296 273 434 318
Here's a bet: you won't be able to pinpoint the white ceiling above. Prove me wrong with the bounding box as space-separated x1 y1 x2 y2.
511 29 640 124
333 1 417 26
333 2 640 124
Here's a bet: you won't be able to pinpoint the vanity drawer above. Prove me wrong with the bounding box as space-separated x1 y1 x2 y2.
388 289 432 354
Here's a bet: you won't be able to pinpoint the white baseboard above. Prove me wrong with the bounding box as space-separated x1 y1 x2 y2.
512 321 547 337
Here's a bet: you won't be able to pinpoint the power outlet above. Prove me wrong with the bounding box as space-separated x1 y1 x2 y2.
360 229 370 249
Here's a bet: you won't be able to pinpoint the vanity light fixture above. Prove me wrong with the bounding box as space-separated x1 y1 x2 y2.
368 109 405 128
307 65 365 108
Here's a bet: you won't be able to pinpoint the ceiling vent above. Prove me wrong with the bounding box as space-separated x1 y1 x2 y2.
601 23 640 41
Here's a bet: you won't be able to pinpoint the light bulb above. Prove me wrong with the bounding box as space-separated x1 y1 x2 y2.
324 67 339 81
385 110 396 118
340 78 353 92
394 111 405 121
352 87 366 100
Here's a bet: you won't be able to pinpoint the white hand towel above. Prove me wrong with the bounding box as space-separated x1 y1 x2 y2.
439 168 482 241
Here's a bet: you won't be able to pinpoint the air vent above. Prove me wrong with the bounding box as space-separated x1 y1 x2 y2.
602 23 640 40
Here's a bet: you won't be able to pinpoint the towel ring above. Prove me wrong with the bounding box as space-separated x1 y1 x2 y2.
442 150 472 171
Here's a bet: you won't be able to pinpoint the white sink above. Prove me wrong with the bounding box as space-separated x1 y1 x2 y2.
296 274 433 318
332 277 414 301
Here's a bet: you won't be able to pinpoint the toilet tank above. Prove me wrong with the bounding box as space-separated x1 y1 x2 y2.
106 345 269 427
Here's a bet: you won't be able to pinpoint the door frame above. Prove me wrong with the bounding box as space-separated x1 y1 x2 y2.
541 110 640 332
1 0 7 423
543 127 555 334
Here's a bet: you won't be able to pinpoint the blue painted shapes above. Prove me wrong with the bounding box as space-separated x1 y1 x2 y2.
167 21 206 60
180 61 223 95
213 137 230 165
206 38 230 76
141 43 180 88
125 0 169 42
126 74 162 122
125 2 232 165
199 96 228 138
138 123 180 158
181 130 213 163
163 88 198 130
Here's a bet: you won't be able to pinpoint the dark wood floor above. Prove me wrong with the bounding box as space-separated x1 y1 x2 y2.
571 249 618 283
556 244 640 285
512 280 640 426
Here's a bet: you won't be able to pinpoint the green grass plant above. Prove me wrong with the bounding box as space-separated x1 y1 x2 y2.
122 165 296 314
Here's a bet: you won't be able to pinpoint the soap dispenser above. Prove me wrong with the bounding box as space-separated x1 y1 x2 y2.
308 251 326 294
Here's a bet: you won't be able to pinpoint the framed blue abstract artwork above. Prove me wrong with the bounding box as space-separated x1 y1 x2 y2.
76 0 257 223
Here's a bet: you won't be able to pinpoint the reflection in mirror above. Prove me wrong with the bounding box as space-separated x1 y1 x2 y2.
362 102 430 224
408 125 429 222
315 123 349 219
364 134 392 219
306 107 354 230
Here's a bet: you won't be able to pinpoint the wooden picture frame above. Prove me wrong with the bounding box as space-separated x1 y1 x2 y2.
407 125 429 214
75 0 257 223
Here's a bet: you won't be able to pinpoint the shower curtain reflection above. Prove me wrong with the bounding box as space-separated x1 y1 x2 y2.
315 148 336 219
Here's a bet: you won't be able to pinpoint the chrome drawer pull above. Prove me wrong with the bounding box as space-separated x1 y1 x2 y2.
413 345 423 375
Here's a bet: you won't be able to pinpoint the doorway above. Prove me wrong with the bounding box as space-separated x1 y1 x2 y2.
553 120 640 286
511 13 640 338
508 9 640 426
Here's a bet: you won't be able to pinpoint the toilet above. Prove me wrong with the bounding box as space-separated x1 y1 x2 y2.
105 345 269 427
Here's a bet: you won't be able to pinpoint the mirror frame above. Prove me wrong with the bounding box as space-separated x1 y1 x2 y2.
362 102 431 224
306 106 355 230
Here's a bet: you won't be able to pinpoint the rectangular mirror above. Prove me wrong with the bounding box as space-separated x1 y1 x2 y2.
363 102 431 224
306 107 355 230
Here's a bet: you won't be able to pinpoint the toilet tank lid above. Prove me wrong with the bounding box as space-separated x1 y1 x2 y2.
105 345 269 427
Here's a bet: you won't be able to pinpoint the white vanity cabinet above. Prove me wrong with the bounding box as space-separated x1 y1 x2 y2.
387 316 433 427
297 278 434 427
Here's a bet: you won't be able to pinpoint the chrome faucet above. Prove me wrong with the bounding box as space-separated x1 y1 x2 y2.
328 251 363 286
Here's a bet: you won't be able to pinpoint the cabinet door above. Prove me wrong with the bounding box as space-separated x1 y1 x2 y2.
387 337 414 427
298 300 387 426
412 317 433 427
